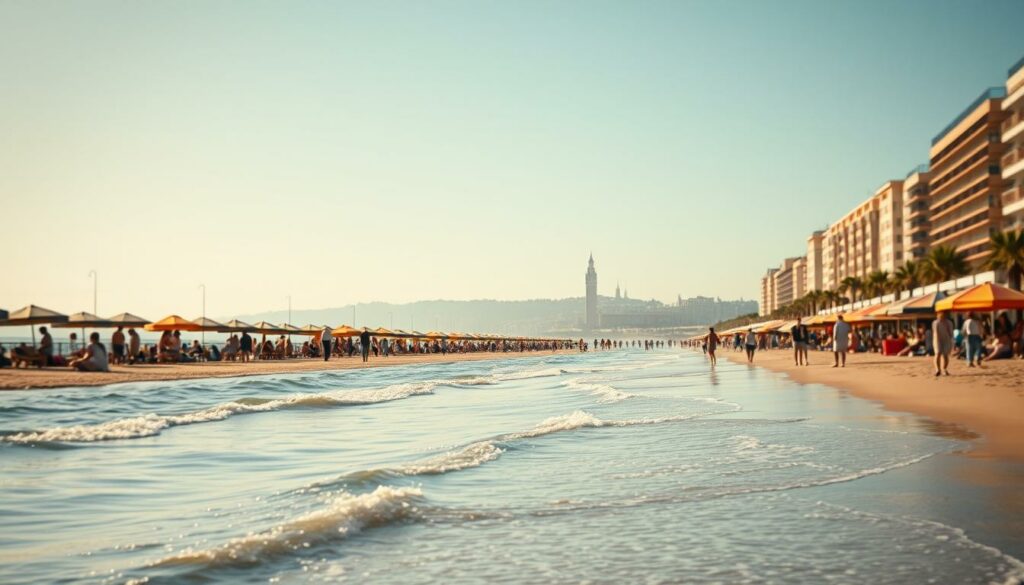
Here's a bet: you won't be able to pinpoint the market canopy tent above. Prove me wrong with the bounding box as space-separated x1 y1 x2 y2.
144 315 201 332
935 283 1024 312
885 291 946 317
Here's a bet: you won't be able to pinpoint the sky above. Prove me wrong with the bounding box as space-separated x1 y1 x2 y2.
2 0 1024 320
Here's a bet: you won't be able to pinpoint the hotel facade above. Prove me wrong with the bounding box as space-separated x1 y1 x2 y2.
759 56 1023 316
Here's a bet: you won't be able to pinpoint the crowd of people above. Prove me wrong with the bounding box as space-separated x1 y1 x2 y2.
689 310 1024 376
0 326 587 371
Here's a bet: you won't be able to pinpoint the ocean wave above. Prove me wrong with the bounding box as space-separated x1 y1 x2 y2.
561 378 636 403
152 486 423 568
3 381 442 444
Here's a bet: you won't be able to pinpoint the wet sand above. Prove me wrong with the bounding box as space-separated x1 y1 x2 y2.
722 348 1024 463
0 350 576 390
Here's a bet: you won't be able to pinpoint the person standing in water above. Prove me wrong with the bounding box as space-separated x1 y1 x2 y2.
744 328 757 363
705 327 720 366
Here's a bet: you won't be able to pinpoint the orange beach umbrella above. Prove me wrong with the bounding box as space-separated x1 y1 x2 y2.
935 282 1024 312
144 315 201 332
331 325 359 337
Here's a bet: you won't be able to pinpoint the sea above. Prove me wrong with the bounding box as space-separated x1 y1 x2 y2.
1 349 1022 584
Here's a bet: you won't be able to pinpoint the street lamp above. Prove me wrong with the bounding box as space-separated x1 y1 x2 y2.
199 284 206 347
287 295 292 346
88 269 97 315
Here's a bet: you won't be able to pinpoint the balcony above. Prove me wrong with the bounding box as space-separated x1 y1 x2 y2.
1005 146 1024 180
1004 110 1024 142
1004 185 1024 215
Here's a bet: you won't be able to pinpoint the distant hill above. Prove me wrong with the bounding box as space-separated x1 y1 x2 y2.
233 295 753 337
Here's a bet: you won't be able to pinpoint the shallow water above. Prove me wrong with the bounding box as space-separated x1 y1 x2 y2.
1 350 1021 584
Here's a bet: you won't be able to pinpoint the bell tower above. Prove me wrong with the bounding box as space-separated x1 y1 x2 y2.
585 253 598 330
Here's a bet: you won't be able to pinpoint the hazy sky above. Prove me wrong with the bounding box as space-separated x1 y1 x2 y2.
2 0 1024 320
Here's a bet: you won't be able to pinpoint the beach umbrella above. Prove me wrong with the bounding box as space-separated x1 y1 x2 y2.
373 327 397 337
107 312 151 326
300 324 327 334
145 315 201 332
250 321 288 335
52 312 113 329
191 317 228 331
935 282 1024 312
423 331 447 339
0 305 69 345
280 323 304 334
219 319 257 333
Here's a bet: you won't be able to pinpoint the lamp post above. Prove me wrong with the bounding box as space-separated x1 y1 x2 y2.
287 295 292 346
88 269 97 315
199 284 206 348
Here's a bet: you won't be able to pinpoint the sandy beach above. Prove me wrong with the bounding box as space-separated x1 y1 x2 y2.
722 348 1024 462
0 350 576 390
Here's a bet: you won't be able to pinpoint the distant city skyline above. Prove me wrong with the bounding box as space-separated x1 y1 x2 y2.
2 1 1024 318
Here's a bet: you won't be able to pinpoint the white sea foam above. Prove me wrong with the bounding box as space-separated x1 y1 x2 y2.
398 441 503 475
152 486 422 568
4 381 441 444
562 378 635 403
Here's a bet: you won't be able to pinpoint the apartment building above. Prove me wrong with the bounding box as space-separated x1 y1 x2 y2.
1002 57 1024 231
875 180 904 273
805 231 825 292
902 165 931 260
926 87 1008 265
759 268 778 317
822 195 880 290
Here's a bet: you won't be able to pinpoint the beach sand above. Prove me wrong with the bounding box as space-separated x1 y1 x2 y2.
722 348 1024 462
0 350 576 391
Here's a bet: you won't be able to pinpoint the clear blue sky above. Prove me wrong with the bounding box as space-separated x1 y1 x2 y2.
2 0 1023 319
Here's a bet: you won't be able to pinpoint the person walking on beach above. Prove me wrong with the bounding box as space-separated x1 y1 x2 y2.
791 318 809 366
705 327 720 366
359 329 371 363
832 315 850 368
321 325 332 361
962 312 983 367
933 310 954 377
744 328 756 363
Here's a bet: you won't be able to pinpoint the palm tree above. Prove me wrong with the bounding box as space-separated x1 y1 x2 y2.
923 245 970 284
823 290 840 310
839 276 862 303
984 229 1024 291
893 260 922 297
864 270 890 300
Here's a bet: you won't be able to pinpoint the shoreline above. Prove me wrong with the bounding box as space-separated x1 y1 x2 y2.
721 349 1024 463
0 350 578 391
